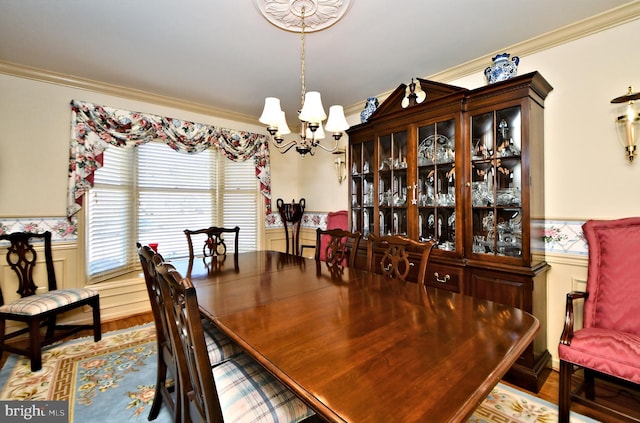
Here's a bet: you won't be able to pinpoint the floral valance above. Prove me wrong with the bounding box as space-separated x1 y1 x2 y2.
68 99 271 219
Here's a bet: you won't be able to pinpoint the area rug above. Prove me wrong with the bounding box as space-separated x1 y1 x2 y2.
0 324 598 423
0 324 171 422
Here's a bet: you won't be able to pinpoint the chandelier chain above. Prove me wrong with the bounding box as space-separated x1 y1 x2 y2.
300 7 306 109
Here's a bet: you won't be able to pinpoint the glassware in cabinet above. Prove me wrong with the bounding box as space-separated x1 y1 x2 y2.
470 106 523 258
417 119 456 250
378 131 407 235
350 139 375 236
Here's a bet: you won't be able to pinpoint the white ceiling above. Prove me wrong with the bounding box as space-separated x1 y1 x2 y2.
0 1 633 124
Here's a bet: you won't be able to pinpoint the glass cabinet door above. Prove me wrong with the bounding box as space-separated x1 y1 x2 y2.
470 106 522 258
350 140 374 236
417 119 456 250
378 131 407 235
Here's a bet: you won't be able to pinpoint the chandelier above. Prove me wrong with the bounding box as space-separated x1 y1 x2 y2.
257 0 351 157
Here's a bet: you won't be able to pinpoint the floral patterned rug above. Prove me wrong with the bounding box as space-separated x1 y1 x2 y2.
0 324 597 423
472 383 597 423
0 324 171 422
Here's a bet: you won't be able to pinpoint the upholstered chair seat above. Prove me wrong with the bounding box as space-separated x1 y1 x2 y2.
559 327 640 384
202 319 243 365
211 352 316 422
0 288 98 315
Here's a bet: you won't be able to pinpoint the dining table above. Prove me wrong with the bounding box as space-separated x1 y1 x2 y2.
171 250 539 423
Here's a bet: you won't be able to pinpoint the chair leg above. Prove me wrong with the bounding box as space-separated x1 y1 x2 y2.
147 348 166 421
91 297 102 342
28 319 43 372
584 368 596 400
45 315 56 342
0 318 5 355
559 360 572 423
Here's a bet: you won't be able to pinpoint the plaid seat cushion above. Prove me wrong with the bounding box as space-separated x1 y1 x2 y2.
214 352 315 422
202 319 243 365
0 288 98 316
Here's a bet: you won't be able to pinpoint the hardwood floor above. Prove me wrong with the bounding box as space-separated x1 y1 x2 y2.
2 312 639 422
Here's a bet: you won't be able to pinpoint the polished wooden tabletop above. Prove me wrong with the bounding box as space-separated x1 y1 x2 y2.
173 251 539 423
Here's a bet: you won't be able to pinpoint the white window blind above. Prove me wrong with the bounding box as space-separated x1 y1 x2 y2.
87 141 258 282
87 146 134 279
222 158 258 252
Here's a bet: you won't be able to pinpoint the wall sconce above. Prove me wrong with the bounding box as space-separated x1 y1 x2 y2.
333 149 347 183
611 86 640 162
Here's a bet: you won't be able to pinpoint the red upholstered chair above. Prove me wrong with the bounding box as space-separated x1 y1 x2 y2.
558 217 640 422
320 210 348 260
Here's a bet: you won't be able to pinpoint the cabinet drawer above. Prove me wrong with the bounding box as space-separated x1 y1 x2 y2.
424 264 462 292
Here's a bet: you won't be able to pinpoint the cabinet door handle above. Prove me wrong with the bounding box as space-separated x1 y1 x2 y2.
434 272 450 284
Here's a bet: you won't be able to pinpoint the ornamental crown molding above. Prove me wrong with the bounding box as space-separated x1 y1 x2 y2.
254 0 352 32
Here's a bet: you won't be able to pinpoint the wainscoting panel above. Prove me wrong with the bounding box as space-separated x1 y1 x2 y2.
545 252 589 369
88 275 151 322
264 227 316 256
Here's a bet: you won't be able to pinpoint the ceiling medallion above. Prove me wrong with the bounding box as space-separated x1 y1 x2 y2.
254 0 352 33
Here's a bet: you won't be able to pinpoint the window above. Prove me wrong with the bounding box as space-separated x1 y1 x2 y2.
86 142 258 282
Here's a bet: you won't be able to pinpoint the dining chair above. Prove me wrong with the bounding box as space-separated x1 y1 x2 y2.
137 243 178 421
277 198 306 256
137 243 243 421
301 210 348 258
558 218 640 422
314 228 361 268
365 234 435 284
184 226 240 258
0 231 101 371
154 261 318 423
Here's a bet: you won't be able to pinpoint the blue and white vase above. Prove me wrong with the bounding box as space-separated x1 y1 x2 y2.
360 97 379 123
484 53 519 84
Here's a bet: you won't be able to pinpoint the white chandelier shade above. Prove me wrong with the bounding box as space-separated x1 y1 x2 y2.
325 105 349 135
298 91 327 123
258 97 283 128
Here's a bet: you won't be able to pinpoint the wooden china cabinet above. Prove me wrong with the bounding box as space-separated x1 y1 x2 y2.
348 72 553 392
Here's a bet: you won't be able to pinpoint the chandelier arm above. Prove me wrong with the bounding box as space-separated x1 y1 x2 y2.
274 140 299 154
314 138 339 153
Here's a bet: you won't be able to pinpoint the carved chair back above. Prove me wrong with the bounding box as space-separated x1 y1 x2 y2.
184 226 240 258
315 228 361 268
366 234 435 284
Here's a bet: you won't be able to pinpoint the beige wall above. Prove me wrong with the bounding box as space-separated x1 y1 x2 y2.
1 7 639 368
